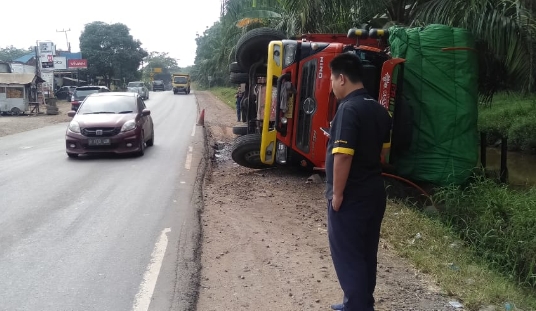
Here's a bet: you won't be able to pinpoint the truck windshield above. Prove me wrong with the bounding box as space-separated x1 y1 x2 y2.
174 77 188 84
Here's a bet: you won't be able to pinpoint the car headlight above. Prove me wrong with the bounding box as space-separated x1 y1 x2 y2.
283 41 297 68
68 121 80 133
121 120 136 132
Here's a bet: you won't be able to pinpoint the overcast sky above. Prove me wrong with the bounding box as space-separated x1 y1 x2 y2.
0 0 222 67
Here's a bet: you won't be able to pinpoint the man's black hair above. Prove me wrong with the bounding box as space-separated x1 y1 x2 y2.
329 52 364 84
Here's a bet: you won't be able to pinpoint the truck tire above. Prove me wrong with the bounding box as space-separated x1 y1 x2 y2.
236 28 286 69
232 126 248 136
231 134 272 169
229 62 243 73
240 97 249 122
230 72 249 84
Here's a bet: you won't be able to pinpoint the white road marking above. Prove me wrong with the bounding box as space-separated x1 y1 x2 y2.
131 227 171 311
191 123 196 136
185 146 193 170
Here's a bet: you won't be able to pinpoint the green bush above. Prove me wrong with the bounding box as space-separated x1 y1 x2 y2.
434 176 536 288
478 93 536 151
508 114 536 151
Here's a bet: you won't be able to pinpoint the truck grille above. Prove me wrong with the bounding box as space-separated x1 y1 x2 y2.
296 59 316 153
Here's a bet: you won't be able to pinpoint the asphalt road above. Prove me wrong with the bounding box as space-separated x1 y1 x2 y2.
0 91 204 311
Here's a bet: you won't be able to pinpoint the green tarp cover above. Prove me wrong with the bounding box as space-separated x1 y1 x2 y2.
388 24 479 186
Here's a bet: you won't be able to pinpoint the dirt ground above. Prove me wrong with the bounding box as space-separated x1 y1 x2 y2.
194 91 460 311
0 101 71 137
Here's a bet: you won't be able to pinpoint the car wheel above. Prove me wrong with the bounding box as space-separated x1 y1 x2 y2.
11 107 22 116
138 132 145 156
231 134 272 169
146 128 154 147
67 153 78 158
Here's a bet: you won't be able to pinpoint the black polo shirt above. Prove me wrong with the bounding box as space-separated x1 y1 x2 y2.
325 88 392 200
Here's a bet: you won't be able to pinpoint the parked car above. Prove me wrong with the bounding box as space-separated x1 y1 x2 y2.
152 80 165 91
127 81 149 100
69 86 110 111
55 86 77 100
65 92 154 158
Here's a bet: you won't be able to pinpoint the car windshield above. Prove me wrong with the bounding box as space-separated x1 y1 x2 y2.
78 96 137 114
153 81 163 85
128 82 144 87
174 77 188 84
74 89 101 97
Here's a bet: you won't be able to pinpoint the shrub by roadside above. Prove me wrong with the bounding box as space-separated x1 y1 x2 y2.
479 93 536 152
433 176 536 290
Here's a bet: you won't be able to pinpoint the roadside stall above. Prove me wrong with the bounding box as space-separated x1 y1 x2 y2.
0 73 44 116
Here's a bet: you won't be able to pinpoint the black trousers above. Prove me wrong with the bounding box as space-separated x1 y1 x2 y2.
328 194 386 311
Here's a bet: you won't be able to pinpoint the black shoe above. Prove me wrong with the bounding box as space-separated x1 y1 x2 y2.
331 303 343 310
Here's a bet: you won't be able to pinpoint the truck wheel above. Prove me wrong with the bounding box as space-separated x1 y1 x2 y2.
236 28 286 69
232 126 248 136
229 62 243 73
240 97 249 121
231 134 272 169
230 72 249 84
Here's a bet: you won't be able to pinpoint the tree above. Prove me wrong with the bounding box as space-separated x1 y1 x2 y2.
79 22 148 87
0 46 33 62
141 52 180 84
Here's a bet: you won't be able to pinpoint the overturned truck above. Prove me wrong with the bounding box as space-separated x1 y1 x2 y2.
229 25 479 187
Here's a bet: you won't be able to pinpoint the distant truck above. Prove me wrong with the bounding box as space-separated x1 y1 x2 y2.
171 74 190 95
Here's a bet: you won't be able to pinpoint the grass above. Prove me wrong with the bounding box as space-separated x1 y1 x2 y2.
383 199 536 310
208 86 237 110
193 83 237 110
382 174 536 310
479 93 536 152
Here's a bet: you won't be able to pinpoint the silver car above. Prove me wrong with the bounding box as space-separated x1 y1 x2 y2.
127 81 149 100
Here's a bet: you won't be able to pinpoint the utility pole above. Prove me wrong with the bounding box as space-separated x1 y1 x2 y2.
56 28 71 52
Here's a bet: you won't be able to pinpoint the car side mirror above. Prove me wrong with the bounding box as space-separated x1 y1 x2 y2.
67 111 76 117
142 109 151 116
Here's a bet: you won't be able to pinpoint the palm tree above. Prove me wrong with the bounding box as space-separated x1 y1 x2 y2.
415 0 536 99
280 0 536 97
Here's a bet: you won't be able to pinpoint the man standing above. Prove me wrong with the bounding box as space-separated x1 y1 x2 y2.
325 53 392 311
235 86 244 122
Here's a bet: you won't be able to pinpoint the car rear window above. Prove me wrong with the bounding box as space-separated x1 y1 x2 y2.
128 82 144 87
78 96 138 114
74 89 101 97
153 81 163 85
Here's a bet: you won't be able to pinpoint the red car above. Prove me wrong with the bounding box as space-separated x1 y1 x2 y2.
65 92 155 158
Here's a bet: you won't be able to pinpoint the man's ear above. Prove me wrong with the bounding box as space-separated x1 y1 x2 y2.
339 74 346 86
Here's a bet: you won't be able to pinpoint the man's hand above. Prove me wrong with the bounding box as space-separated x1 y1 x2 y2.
332 194 343 211
332 153 352 212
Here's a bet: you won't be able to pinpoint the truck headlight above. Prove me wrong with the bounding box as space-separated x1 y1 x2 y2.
283 41 297 68
276 142 287 164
